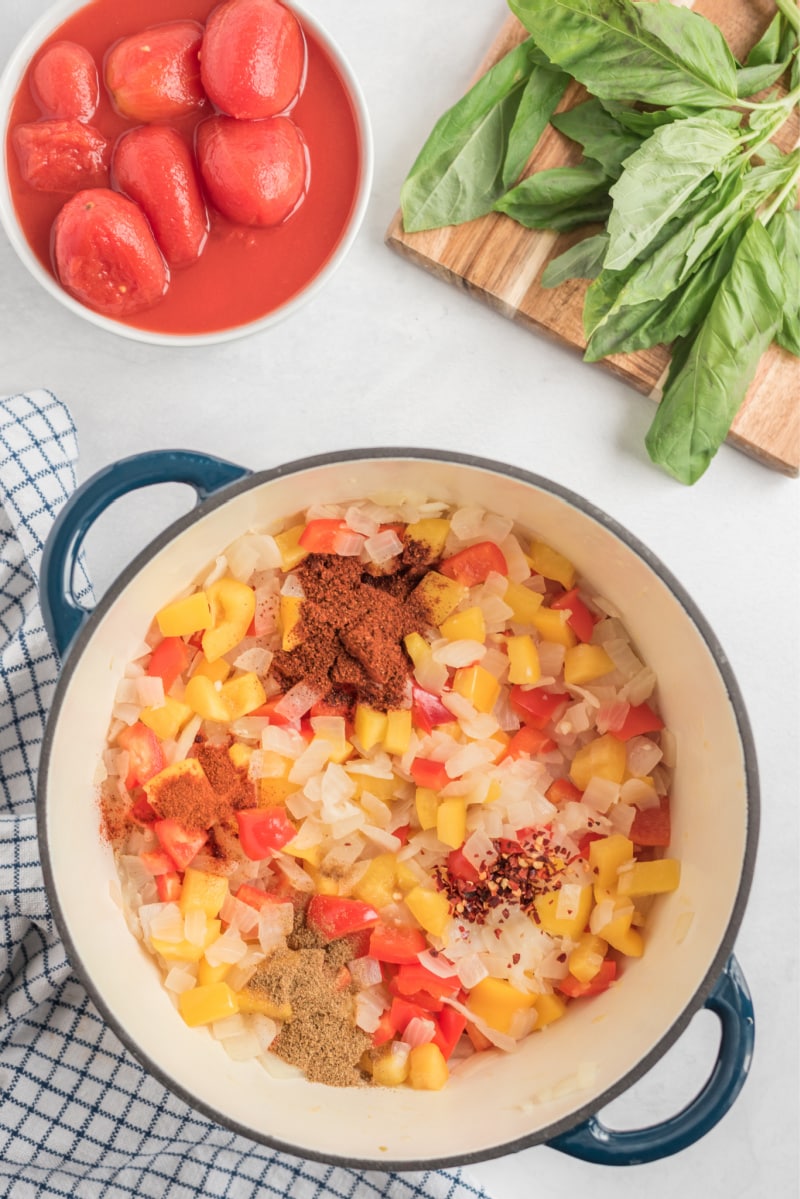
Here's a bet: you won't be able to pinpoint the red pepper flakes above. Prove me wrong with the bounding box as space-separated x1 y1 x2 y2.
433 830 573 925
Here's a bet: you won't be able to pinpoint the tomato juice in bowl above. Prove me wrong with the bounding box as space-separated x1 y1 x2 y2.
37 449 757 1168
0 0 372 344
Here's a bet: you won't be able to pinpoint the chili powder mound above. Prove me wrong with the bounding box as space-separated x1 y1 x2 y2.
271 552 432 711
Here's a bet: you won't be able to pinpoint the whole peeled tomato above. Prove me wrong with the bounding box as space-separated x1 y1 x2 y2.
31 40 99 121
113 125 208 268
196 115 307 227
13 120 109 193
53 188 169 317
105 21 205 122
199 0 306 119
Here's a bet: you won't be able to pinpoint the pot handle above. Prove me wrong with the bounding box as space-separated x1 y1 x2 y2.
547 954 754 1166
41 449 251 659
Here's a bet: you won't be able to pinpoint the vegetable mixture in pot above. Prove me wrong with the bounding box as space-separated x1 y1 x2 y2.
99 495 680 1089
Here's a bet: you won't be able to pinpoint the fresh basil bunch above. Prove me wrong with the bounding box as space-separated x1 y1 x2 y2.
400 0 800 485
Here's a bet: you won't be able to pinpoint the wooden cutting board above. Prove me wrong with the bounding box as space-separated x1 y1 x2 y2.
386 0 800 476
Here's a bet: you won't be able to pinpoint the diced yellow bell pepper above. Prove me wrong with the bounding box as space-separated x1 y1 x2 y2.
440 606 486 644
273 523 308 571
412 572 468 625
353 853 398 909
383 709 412 755
178 981 239 1027
503 579 544 624
191 654 231 684
311 728 353 765
466 977 537 1035
202 578 256 663
597 900 644 957
408 1042 448 1090
219 672 266 721
180 868 229 918
530 607 577 649
184 673 231 723
528 541 576 589
156 591 212 638
229 743 253 772
279 595 304 651
372 1044 411 1087
403 631 430 668
354 704 388 751
452 664 500 713
568 932 608 983
151 918 221 963
287 841 323 870
143 756 210 805
589 835 634 890
235 988 292 1021
534 991 567 1027
534 885 593 940
506 634 541 685
415 786 439 831
404 518 451 561
564 644 615 685
436 796 466 849
570 733 627 790
617 858 681 897
197 957 230 986
394 860 420 894
140 695 192 741
404 886 450 937
349 773 400 803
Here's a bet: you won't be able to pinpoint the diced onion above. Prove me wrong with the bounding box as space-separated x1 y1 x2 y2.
432 640 486 668
349 956 383 989
363 529 404 564
275 681 327 722
402 1017 437 1048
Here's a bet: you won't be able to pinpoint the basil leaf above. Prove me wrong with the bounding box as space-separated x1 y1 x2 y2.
508 0 739 107
504 64 570 187
400 40 541 232
494 161 612 229
768 211 800 356
604 113 740 270
583 230 744 360
745 13 784 66
645 220 786 484
551 100 642 178
736 60 791 96
540 233 609 287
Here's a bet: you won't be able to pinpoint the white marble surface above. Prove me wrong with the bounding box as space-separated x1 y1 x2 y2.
1 1 798 1195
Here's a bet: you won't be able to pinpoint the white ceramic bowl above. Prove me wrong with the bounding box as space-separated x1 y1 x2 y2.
38 449 757 1169
0 0 373 345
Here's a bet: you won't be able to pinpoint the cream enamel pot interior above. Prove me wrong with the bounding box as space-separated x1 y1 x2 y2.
38 449 757 1169
0 0 373 346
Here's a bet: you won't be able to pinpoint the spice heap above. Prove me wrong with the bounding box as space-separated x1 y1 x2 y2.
102 495 680 1092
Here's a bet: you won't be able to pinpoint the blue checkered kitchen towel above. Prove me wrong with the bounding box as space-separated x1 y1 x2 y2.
0 391 491 1199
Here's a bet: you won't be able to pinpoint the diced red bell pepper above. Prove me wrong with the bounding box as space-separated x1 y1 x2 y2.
410 757 450 790
546 777 583 805
557 958 617 998
500 725 556 761
389 996 436 1034
156 871 182 903
439 541 508 586
298 519 347 553
392 961 460 1001
388 981 444 1011
235 882 287 911
465 1020 493 1052
610 702 665 742
371 1011 395 1047
129 793 158 823
550 587 595 643
306 895 380 941
146 636 190 692
629 797 671 847
577 831 605 859
248 696 299 726
434 1005 468 1059
447 847 481 884
140 849 178 876
411 684 453 734
509 686 568 729
153 819 208 872
235 807 297 860
310 687 356 722
369 921 428 965
117 722 165 790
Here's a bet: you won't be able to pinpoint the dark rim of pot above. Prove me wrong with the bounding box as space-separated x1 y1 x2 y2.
36 447 760 1171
